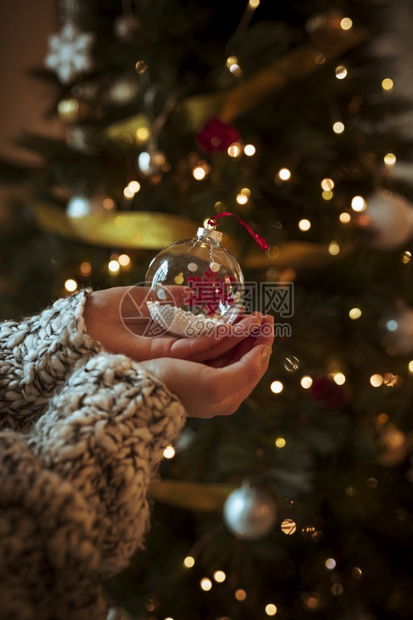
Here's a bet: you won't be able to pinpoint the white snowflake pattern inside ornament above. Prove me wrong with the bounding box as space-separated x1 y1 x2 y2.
44 22 95 85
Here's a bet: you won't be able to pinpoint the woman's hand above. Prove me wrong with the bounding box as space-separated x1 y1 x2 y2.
83 285 269 364
139 315 274 418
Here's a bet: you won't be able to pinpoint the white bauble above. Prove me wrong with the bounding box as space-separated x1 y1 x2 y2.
361 190 413 250
223 484 277 540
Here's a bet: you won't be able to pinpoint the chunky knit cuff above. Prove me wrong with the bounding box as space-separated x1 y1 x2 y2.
0 430 109 620
0 289 101 432
29 352 187 576
0 353 186 619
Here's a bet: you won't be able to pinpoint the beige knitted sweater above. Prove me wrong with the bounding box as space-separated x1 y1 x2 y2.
0 290 186 620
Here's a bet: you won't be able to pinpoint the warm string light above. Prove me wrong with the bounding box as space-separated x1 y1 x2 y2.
278 167 291 181
321 178 334 191
332 121 345 134
335 65 347 79
275 437 286 448
328 241 340 255
331 372 346 385
107 253 132 274
340 17 353 30
163 445 176 459
298 219 311 231
213 570 226 583
191 157 211 181
349 307 362 320
123 179 141 198
118 253 131 267
227 142 242 158
300 376 313 389
382 77 394 91
108 259 120 274
200 578 212 591
351 195 366 212
265 603 278 616
270 380 283 394
384 152 396 166
339 212 351 223
402 250 412 264
226 55 242 76
64 278 77 292
236 187 251 205
183 556 195 568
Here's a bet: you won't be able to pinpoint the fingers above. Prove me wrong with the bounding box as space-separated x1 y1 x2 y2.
226 314 275 364
171 313 266 362
140 340 272 418
193 344 272 417
199 315 275 368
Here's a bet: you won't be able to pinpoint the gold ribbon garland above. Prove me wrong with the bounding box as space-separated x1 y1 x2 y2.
33 201 197 249
149 479 237 512
32 201 353 269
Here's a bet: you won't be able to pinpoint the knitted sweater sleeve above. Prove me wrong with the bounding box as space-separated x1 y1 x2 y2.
0 352 187 620
0 289 101 432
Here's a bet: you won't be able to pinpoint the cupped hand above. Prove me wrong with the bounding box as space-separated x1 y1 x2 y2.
139 315 274 418
83 285 267 364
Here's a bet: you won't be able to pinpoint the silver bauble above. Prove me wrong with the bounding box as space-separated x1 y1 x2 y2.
223 484 277 540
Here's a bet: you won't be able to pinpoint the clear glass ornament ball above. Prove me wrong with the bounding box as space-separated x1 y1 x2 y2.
145 227 244 337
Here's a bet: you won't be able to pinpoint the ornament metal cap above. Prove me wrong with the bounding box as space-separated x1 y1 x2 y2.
197 227 223 242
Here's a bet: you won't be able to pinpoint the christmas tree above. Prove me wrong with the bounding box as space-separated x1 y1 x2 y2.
2 0 413 618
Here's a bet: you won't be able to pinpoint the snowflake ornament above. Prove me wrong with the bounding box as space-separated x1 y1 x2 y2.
45 21 95 85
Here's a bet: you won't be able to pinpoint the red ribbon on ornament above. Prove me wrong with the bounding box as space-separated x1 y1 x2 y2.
207 211 269 251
